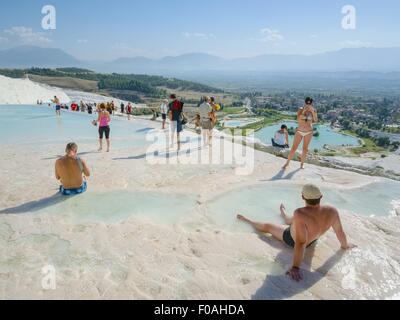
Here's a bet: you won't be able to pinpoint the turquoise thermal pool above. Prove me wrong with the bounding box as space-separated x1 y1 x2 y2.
0 105 151 149
207 181 400 231
255 121 360 150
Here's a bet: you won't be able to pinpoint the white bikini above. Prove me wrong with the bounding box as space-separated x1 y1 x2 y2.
297 130 313 137
297 112 314 137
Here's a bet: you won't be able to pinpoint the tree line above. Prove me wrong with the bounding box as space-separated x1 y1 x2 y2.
0 68 224 97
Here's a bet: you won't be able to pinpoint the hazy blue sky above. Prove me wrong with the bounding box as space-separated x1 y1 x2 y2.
0 0 399 60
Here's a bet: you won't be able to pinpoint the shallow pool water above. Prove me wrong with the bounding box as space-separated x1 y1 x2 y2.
223 119 261 128
224 121 244 128
1 105 399 231
0 105 151 149
207 180 400 231
32 191 199 225
255 121 360 150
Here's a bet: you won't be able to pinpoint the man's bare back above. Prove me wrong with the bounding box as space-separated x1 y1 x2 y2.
52 96 60 105
291 205 342 246
55 143 90 189
56 157 83 189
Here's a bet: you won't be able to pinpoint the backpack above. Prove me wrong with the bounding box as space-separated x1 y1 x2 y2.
169 100 184 121
171 100 183 111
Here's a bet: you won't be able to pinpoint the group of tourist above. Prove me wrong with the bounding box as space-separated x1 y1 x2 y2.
144 94 220 151
54 92 224 195
49 93 222 154
55 96 319 192
157 95 220 150
54 95 355 282
48 96 135 120
105 101 134 118
49 96 95 116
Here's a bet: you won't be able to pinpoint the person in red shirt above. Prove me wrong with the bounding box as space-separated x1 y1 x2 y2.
168 94 184 151
126 103 133 120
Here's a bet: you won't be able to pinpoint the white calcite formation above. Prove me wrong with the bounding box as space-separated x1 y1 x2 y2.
0 88 399 300
0 75 70 105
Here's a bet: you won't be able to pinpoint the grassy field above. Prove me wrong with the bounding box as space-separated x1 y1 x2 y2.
342 130 385 155
28 74 99 92
241 112 289 132
222 107 246 114
220 111 288 136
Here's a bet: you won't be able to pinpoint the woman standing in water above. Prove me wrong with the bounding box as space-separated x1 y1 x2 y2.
283 97 318 170
97 103 111 152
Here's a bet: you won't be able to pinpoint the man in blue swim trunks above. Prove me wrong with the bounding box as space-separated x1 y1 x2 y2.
237 184 356 281
55 143 90 196
52 96 61 116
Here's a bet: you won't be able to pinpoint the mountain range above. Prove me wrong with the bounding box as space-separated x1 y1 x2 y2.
0 46 80 68
1 45 400 73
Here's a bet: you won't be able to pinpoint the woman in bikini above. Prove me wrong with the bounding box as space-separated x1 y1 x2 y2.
283 97 318 170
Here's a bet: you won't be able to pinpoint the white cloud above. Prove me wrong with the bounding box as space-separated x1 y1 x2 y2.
260 28 284 42
3 26 51 44
0 36 8 43
339 40 372 48
77 39 88 44
183 32 216 40
309 34 318 39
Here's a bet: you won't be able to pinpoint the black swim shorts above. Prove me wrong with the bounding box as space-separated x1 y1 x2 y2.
283 227 318 248
99 125 110 139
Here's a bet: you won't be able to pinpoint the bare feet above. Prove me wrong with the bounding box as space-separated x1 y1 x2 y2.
282 163 289 170
280 204 292 225
341 243 358 250
98 148 102 152
237 214 249 223
280 204 286 219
